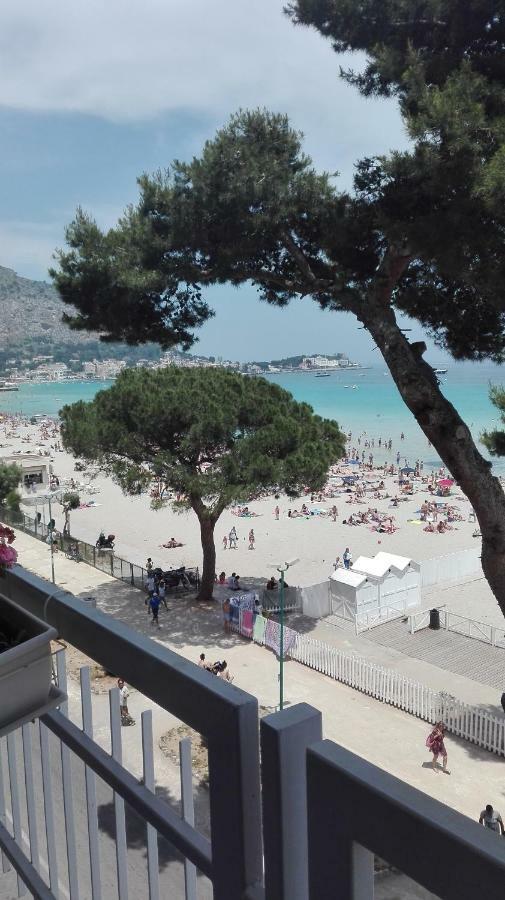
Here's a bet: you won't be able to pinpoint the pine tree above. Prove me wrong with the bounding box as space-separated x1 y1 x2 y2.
51 1 505 614
60 367 345 601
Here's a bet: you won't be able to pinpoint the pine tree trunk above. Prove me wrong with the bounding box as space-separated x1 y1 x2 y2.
360 301 505 616
197 515 217 602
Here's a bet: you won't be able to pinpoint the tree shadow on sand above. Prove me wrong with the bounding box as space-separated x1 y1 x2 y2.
76 572 307 650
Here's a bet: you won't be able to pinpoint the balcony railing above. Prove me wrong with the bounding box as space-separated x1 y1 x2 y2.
1 565 505 899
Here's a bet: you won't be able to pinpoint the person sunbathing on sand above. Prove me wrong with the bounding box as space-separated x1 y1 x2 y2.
162 537 184 548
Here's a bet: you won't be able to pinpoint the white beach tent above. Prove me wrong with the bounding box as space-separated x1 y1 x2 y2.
329 551 420 625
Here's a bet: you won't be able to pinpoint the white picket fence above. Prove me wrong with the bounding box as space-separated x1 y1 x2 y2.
231 612 505 758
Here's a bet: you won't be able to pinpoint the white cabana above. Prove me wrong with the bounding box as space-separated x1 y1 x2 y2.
329 551 420 626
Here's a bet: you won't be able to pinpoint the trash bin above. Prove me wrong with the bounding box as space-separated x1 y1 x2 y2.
429 608 440 630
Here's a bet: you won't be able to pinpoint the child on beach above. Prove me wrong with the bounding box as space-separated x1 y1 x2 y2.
248 529 255 550
223 535 228 550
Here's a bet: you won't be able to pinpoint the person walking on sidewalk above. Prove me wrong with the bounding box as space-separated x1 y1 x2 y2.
426 722 450 774
149 591 161 628
479 805 504 835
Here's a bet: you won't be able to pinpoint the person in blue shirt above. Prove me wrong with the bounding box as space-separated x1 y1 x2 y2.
149 592 161 628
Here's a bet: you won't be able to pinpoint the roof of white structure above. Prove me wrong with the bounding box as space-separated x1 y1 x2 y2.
352 551 419 579
376 551 420 572
329 568 368 587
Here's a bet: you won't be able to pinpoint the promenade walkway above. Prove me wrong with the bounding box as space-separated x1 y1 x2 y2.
357 616 505 691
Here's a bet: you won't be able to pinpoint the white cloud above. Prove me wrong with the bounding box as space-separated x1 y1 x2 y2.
0 0 408 171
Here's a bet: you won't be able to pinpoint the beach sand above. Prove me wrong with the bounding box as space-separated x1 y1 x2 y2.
0 415 488 593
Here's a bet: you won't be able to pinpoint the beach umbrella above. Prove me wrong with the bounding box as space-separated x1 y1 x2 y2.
400 466 415 475
438 478 454 488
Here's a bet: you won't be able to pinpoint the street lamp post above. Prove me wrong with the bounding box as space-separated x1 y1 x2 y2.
274 558 299 711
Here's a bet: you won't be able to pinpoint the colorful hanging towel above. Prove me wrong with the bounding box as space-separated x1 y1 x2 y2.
253 614 267 645
265 619 281 654
230 599 240 623
282 627 297 657
241 609 254 638
265 620 297 658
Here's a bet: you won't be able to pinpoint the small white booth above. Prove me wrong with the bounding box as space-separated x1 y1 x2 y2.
329 551 420 629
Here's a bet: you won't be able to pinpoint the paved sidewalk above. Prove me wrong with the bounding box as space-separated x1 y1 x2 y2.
11 530 505 830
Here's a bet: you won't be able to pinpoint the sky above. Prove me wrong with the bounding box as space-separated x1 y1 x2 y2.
0 0 454 363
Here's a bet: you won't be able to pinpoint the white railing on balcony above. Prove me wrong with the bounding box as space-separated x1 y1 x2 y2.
2 567 505 900
0 565 263 900
0 651 202 900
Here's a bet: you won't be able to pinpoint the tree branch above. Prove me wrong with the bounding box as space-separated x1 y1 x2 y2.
281 231 318 283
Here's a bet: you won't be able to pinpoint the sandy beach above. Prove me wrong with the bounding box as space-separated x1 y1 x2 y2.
0 413 490 593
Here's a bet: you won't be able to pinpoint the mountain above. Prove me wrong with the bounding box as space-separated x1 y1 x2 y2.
0 265 95 347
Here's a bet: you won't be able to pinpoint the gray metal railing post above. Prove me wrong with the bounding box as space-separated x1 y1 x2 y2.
207 696 263 900
141 711 160 900
80 667 102 900
109 689 129 900
179 738 197 900
260 703 322 900
307 739 505 900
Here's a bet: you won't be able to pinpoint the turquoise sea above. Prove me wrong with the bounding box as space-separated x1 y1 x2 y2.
1 366 504 471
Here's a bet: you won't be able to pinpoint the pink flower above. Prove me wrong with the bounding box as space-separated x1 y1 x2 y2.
0 525 15 544
0 542 17 567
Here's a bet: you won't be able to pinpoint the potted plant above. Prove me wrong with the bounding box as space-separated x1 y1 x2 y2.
0 525 65 736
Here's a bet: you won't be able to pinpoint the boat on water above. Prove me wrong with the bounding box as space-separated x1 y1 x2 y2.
0 381 19 392
434 368 448 375
315 372 331 378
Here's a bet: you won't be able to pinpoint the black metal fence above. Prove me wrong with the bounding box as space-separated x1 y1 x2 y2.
1 506 199 593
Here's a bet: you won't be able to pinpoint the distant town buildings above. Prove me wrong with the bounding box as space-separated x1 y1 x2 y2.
5 350 360 383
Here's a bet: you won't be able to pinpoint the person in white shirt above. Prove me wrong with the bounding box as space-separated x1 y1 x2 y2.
479 804 504 834
117 679 130 717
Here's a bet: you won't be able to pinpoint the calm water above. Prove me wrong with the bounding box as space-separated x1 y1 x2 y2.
2 366 504 470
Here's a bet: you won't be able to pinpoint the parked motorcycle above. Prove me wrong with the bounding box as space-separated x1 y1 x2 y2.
95 532 115 550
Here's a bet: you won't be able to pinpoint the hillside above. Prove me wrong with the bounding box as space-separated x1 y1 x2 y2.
0 265 95 347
